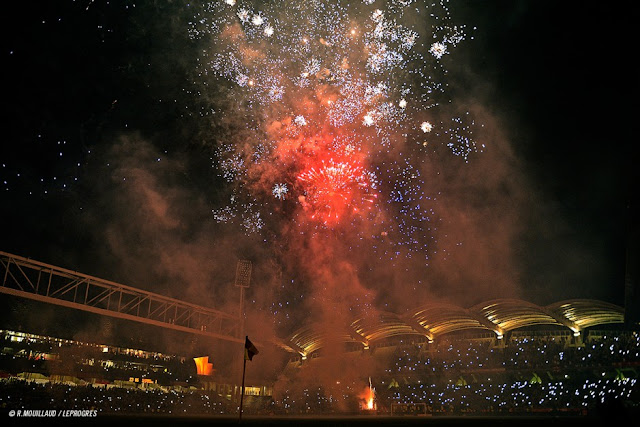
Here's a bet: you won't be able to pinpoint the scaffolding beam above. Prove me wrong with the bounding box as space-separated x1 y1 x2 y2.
0 251 242 343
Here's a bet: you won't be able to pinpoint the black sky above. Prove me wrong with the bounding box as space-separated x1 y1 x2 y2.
458 0 635 304
0 0 635 312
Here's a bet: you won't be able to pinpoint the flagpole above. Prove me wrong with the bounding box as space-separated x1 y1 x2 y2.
239 347 247 422
239 335 258 422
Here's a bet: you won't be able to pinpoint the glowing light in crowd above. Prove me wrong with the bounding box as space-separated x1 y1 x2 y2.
359 377 376 410
193 356 214 376
366 377 376 410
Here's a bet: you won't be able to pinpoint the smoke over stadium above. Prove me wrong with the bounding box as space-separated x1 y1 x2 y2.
83 0 531 385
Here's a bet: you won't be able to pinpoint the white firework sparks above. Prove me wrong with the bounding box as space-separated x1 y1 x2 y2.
294 115 307 126
273 183 289 200
251 14 264 26
189 0 479 254
420 121 433 133
429 42 447 59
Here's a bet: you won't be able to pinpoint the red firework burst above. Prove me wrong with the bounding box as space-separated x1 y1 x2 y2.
297 155 377 225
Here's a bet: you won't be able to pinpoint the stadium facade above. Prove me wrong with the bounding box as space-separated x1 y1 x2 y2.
278 298 625 361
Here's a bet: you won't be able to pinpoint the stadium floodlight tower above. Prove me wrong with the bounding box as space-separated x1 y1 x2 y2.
234 260 252 339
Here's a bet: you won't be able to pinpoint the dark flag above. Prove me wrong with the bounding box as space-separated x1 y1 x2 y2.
244 336 259 361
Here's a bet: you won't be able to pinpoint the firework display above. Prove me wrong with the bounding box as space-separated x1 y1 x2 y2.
190 0 480 257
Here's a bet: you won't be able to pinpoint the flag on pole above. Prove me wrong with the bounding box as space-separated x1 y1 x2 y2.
244 336 259 361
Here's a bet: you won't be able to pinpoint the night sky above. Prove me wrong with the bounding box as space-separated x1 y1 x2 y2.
1 0 635 331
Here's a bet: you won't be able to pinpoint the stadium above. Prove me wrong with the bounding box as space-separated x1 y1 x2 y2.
1 250 638 423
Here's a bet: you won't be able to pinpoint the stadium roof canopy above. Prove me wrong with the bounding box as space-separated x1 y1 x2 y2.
279 299 624 357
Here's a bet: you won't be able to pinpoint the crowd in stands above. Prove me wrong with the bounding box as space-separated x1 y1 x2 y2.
270 377 637 416
387 332 640 377
0 329 196 386
0 330 638 416
380 378 637 415
272 331 640 415
0 380 234 414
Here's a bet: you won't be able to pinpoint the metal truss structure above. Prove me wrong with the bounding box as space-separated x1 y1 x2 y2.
0 251 242 343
